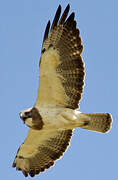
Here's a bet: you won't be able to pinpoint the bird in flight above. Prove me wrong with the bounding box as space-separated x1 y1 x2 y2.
12 4 112 177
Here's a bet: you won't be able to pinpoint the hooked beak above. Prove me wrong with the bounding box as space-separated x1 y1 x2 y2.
19 112 26 123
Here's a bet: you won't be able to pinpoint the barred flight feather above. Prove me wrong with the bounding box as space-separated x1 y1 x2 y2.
36 4 84 109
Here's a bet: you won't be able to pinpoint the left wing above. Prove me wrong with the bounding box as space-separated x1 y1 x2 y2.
35 4 84 109
12 129 72 177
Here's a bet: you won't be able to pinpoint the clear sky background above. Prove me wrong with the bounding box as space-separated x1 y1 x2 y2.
0 0 118 179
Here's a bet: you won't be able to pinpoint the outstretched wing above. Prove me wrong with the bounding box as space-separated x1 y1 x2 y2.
12 129 72 177
35 4 85 109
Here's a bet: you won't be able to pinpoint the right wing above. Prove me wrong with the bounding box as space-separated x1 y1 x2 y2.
12 128 72 177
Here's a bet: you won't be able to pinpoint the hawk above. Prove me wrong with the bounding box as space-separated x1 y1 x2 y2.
12 4 112 177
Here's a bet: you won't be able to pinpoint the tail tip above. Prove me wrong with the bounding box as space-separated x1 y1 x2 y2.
103 113 112 133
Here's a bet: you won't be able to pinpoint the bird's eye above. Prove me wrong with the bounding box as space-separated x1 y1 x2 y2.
25 112 31 116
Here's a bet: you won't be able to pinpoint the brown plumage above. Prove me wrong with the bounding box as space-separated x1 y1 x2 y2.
12 129 72 177
36 4 84 109
12 4 112 178
13 5 81 177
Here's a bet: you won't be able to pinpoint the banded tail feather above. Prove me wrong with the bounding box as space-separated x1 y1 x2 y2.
78 113 112 133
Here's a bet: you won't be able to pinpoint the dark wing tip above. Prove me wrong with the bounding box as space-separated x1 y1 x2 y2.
58 4 61 9
67 4 70 9
22 170 28 177
65 12 75 24
43 20 50 42
59 4 70 25
12 162 16 168
43 4 71 43
51 5 61 31
29 170 35 177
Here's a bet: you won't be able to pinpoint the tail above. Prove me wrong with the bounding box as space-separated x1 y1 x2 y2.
78 113 112 133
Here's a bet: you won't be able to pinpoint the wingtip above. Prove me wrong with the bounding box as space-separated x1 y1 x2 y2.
12 162 16 168
58 4 71 25
22 170 28 177
46 20 51 29
51 4 62 31
65 12 75 25
71 12 75 19
65 4 70 15
57 4 62 14
67 4 70 10
43 20 51 43
58 4 62 10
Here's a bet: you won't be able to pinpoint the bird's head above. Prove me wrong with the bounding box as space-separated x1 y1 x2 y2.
19 107 44 130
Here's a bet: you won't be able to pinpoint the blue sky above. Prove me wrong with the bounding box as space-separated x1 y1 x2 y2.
1 0 118 179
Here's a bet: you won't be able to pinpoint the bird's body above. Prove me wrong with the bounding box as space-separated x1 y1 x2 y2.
22 106 111 132
13 4 112 177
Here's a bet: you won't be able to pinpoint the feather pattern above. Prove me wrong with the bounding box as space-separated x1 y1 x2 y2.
36 4 84 109
13 4 83 177
12 5 113 178
12 129 72 177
